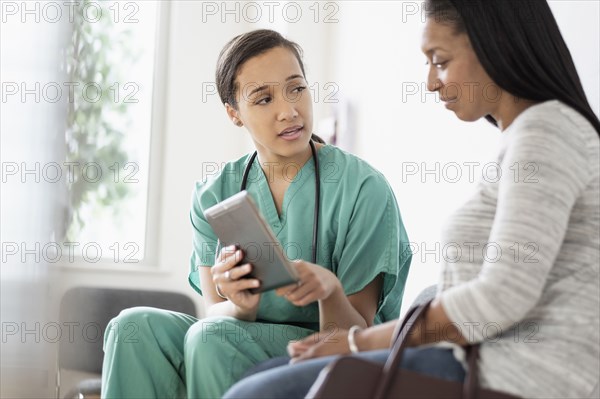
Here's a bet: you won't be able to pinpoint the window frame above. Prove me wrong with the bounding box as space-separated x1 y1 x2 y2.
57 1 171 272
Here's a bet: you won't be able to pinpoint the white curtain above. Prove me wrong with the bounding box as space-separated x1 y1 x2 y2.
1 4 71 397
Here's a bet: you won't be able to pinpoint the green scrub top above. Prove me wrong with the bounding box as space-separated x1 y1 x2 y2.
189 145 411 331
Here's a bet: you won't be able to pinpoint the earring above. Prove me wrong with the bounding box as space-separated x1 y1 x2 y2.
233 119 242 127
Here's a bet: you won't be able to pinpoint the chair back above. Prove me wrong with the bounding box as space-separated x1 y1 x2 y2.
58 286 196 374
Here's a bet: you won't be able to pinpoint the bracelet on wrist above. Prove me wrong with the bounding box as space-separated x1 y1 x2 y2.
348 325 363 354
215 284 227 299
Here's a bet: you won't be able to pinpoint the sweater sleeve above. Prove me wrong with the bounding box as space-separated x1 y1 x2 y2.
440 109 592 343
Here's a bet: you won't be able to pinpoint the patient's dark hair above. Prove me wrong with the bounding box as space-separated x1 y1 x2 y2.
425 0 600 135
216 29 325 143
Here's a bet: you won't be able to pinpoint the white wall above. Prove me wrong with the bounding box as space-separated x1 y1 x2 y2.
550 0 600 115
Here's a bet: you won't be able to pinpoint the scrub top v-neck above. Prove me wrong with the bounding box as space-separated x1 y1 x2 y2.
245 149 316 233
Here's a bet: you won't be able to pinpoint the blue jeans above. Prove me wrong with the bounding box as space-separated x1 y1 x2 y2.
223 347 465 399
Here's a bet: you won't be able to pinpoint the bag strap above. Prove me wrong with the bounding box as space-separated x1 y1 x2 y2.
464 345 481 399
373 301 430 399
373 299 481 399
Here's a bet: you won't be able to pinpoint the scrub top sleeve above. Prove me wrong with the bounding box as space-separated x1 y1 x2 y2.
188 182 220 296
337 175 411 323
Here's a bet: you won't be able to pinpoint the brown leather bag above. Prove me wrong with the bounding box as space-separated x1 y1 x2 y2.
307 300 521 399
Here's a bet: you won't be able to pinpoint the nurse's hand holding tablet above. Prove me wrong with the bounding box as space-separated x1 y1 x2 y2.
211 246 343 313
211 245 261 317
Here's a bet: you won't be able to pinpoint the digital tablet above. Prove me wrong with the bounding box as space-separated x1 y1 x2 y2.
203 191 299 293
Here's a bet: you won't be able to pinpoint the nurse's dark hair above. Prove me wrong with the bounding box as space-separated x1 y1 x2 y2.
215 29 325 143
424 0 600 135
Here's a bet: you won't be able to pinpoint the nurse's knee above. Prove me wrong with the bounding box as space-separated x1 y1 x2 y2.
184 317 249 356
104 306 172 347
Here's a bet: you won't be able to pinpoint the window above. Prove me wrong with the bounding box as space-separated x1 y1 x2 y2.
63 0 165 265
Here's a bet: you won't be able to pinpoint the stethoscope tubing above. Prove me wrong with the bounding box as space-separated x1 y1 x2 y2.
240 140 320 264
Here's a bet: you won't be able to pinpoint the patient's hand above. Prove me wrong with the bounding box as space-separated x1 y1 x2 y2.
288 320 396 363
287 327 351 363
275 260 342 307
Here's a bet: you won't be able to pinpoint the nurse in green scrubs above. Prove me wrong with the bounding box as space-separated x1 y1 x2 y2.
101 29 411 399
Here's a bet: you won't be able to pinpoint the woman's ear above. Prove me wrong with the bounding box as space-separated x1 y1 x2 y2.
225 103 243 127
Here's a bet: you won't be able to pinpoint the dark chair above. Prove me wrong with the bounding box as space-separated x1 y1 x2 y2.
57 286 197 399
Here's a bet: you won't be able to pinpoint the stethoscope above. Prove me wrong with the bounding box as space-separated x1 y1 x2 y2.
240 140 320 263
